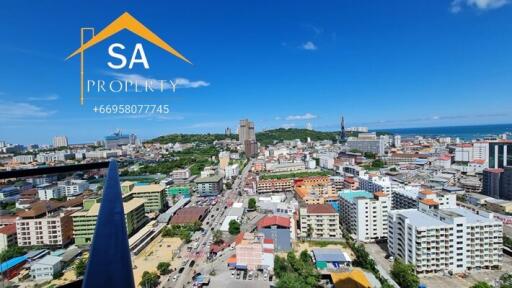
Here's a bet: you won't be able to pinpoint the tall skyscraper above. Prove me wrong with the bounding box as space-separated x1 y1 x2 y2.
52 136 69 148
488 141 512 169
225 127 232 136
238 119 256 143
340 116 347 144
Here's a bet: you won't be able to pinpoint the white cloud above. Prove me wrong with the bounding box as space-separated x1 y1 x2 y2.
108 72 210 90
28 94 59 101
451 0 509 12
173 78 210 88
300 41 318 51
0 101 55 120
281 123 296 129
285 113 317 121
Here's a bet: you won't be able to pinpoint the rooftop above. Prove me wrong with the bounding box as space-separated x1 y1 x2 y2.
72 198 145 217
257 215 290 229
306 204 336 214
0 224 16 235
313 248 351 262
169 207 208 225
339 190 373 202
130 184 165 193
34 255 62 266
195 175 223 183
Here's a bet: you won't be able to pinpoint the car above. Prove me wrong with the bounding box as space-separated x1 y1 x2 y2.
178 267 185 274
387 256 394 262
189 260 196 267
248 273 253 280
231 271 235 277
172 275 178 281
236 271 241 279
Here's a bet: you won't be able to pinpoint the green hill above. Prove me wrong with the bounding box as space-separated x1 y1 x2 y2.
147 128 392 145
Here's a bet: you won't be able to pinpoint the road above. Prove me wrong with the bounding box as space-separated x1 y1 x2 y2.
163 159 254 288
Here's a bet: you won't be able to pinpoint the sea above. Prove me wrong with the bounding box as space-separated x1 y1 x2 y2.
374 123 512 140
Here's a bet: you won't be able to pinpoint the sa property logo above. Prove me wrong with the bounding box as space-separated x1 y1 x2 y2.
66 12 191 105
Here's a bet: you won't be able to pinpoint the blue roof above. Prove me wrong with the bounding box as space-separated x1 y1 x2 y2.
259 228 292 252
312 249 350 262
339 190 373 202
0 255 27 273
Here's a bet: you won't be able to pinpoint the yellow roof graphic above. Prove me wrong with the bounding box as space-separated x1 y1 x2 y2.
66 12 191 64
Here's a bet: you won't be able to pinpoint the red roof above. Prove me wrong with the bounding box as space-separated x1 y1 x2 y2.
263 248 274 253
263 238 274 244
306 204 336 214
233 232 245 245
257 215 291 229
169 207 209 225
0 224 16 235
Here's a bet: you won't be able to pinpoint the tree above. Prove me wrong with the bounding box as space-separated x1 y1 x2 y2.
371 159 385 168
228 219 240 235
212 230 223 244
305 224 313 240
0 245 26 262
500 273 512 288
470 282 493 288
248 198 257 210
139 271 159 288
299 250 312 264
225 182 233 190
74 258 87 278
390 259 420 288
156 262 171 275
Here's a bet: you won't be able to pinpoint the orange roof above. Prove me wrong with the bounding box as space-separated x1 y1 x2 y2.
471 159 486 165
420 189 435 195
257 215 290 229
420 199 439 206
0 224 16 235
234 232 245 245
374 191 388 198
227 256 236 263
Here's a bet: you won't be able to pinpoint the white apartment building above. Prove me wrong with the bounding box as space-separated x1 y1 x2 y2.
13 155 34 164
52 136 68 148
16 209 74 247
57 179 89 197
171 168 191 180
358 173 402 194
30 255 62 281
224 164 240 179
299 204 342 240
391 188 457 210
454 142 489 164
339 190 391 242
37 184 61 200
388 205 503 274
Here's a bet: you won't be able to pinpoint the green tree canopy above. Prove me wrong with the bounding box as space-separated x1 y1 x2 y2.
139 271 159 288
156 262 171 275
228 220 240 235
248 198 257 210
74 258 87 278
0 245 26 262
470 282 493 288
390 259 420 288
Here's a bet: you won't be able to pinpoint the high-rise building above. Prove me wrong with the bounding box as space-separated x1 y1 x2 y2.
393 135 401 148
339 190 391 242
238 119 255 143
225 127 232 136
104 131 133 149
52 136 68 148
500 166 512 200
244 139 258 158
482 167 512 200
388 206 503 275
299 204 342 240
488 141 512 169
340 116 347 144
482 168 503 199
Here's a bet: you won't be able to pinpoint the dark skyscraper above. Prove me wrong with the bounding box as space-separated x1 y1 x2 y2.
340 116 347 144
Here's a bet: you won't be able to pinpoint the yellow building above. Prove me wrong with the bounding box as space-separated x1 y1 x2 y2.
72 197 148 245
330 269 371 288
121 182 167 212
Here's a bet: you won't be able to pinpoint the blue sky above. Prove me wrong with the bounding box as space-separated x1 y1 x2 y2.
1 0 512 144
